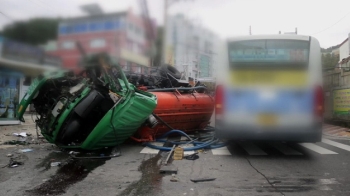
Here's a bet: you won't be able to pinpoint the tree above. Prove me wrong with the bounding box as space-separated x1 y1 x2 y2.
1 18 59 45
322 53 339 69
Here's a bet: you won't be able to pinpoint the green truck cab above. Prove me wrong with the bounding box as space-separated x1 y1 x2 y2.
17 53 157 150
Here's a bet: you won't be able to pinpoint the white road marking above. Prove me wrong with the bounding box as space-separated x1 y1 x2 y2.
322 138 350 152
140 142 164 154
269 143 302 155
299 143 338 154
239 142 267 156
211 147 231 155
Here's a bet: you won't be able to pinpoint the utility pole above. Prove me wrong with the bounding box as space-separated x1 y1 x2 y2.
249 26 252 35
162 0 169 65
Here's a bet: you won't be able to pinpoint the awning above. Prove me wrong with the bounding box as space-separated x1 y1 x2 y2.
0 57 59 77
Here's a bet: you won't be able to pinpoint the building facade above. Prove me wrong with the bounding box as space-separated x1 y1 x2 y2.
48 9 155 74
0 36 61 125
165 14 219 81
339 38 349 60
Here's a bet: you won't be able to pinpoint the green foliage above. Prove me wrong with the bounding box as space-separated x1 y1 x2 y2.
322 53 339 69
1 18 59 45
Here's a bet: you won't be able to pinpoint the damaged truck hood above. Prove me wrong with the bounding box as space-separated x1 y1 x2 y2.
17 54 157 150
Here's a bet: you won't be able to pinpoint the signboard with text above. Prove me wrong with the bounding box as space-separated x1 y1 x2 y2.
333 89 350 115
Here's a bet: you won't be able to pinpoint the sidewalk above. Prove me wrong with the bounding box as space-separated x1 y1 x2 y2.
323 124 350 138
0 114 39 149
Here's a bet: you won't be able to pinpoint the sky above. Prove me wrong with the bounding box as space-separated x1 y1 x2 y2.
0 0 350 48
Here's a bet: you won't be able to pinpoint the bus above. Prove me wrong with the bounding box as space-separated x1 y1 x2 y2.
215 34 323 142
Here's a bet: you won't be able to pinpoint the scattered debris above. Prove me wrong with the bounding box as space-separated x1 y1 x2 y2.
2 158 24 168
69 151 80 155
159 165 178 174
173 147 184 160
190 177 216 183
184 152 199 160
6 154 13 157
170 174 179 182
13 132 30 137
3 140 26 145
19 149 33 153
50 162 61 167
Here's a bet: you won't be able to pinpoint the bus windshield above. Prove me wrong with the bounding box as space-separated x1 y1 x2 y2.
228 39 310 68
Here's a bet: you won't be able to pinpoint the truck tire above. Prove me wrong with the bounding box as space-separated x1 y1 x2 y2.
160 64 181 79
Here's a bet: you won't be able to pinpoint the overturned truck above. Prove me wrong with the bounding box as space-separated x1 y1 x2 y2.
17 54 214 150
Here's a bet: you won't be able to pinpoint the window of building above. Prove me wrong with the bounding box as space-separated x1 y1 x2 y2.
90 38 106 48
104 21 115 30
59 25 68 34
74 23 88 33
61 41 75 49
89 22 104 31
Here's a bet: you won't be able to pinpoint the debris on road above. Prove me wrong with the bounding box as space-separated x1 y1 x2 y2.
13 132 30 137
6 153 13 157
19 149 33 153
190 177 216 183
69 151 80 155
170 174 179 182
184 152 199 160
3 140 27 145
50 162 61 167
173 147 184 160
159 165 178 174
2 158 24 168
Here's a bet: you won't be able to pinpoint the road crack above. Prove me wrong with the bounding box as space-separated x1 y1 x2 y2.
245 157 285 196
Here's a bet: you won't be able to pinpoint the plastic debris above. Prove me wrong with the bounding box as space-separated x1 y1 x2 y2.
184 152 199 160
6 154 13 157
170 174 179 182
13 132 28 137
50 162 61 167
19 149 33 153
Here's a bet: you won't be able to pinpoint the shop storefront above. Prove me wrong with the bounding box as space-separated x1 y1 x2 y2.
0 70 23 124
0 36 61 125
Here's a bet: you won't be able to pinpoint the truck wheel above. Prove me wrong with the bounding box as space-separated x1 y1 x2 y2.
160 64 181 79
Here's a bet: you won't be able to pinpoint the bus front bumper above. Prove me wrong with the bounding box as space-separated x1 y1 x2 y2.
215 123 322 143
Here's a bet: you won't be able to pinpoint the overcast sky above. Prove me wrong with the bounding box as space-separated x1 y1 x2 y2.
0 0 349 48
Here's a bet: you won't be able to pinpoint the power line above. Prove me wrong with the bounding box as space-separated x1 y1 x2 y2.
312 10 350 35
0 10 14 21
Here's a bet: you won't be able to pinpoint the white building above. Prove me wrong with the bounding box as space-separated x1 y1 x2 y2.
165 14 220 81
339 37 349 60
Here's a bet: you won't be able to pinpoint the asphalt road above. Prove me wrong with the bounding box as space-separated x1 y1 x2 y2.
1 133 350 196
